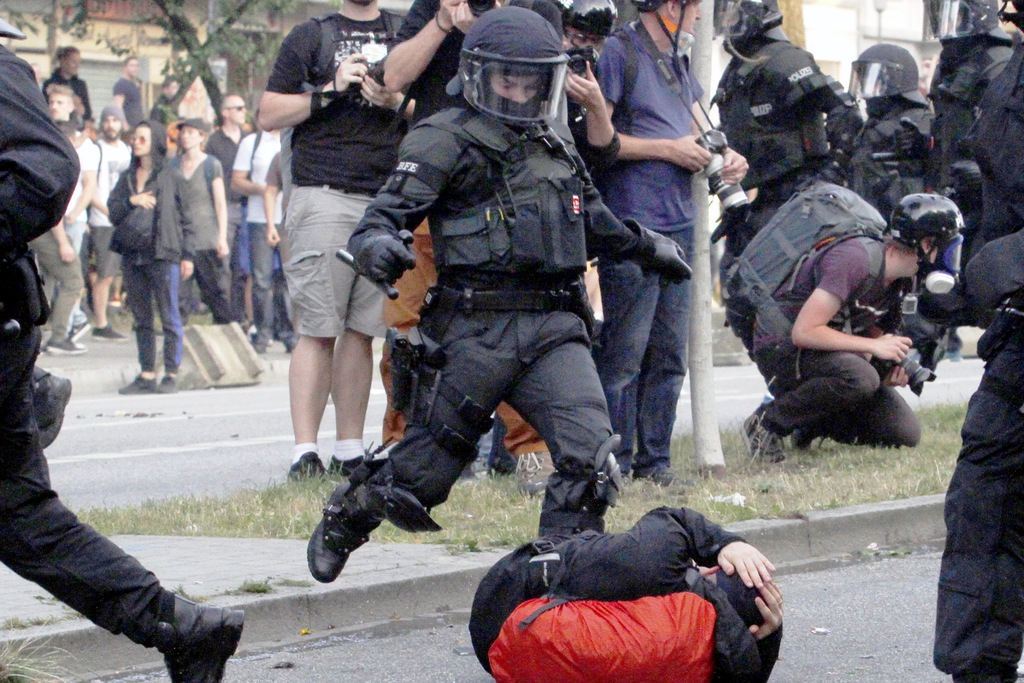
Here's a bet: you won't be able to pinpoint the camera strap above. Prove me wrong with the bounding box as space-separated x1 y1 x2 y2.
634 21 691 103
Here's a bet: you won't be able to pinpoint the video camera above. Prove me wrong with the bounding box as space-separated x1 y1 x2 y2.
697 129 748 212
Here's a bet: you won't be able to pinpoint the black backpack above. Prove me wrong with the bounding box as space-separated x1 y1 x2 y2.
724 181 888 344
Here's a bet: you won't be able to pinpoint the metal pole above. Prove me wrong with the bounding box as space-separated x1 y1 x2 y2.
688 0 727 477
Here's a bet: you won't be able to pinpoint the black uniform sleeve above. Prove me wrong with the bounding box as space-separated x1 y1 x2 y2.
0 48 79 253
581 175 645 260
349 122 465 253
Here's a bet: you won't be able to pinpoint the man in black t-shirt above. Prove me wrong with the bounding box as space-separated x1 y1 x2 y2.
259 0 404 480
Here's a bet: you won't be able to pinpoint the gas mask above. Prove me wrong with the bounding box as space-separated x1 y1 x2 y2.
918 234 964 294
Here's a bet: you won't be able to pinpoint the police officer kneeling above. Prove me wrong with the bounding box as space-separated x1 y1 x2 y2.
307 6 690 583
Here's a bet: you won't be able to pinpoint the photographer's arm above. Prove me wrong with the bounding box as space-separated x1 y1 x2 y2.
383 0 475 93
259 54 367 131
792 288 912 361
607 100 711 171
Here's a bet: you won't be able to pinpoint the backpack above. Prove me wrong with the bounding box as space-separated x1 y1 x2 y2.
724 181 888 345
309 10 403 87
169 154 216 197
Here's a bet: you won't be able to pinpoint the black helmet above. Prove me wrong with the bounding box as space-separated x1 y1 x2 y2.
458 6 569 124
849 44 927 105
890 194 963 249
715 0 784 48
923 0 1001 39
562 0 617 37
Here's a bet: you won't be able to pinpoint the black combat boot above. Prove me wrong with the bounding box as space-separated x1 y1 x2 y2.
307 481 378 583
154 596 244 683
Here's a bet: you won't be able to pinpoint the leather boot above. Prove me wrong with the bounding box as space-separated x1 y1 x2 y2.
155 596 244 683
307 482 376 583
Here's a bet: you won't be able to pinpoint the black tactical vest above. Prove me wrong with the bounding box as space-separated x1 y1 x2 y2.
425 110 588 275
851 104 932 219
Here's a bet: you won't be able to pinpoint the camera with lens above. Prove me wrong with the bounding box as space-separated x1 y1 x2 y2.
697 129 749 212
567 46 597 76
872 353 936 396
468 0 496 16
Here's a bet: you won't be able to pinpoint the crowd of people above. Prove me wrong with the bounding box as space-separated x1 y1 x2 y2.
5 0 1024 678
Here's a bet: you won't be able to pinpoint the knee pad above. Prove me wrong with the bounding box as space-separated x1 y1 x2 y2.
428 380 494 461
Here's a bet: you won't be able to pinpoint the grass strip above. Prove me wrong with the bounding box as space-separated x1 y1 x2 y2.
78 403 966 553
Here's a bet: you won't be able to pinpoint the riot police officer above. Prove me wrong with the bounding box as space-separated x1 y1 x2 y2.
0 20 243 681
306 6 691 584
712 0 862 253
848 44 934 221
924 0 1012 191
933 233 1024 682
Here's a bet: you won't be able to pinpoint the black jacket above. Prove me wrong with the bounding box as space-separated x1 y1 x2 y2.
0 46 79 254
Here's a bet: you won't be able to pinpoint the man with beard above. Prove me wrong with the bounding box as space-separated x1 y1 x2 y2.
88 105 133 341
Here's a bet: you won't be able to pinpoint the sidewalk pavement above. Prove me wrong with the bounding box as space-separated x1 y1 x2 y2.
0 494 948 680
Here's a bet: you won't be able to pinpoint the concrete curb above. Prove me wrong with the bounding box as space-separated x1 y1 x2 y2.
1 494 947 680
52 357 292 396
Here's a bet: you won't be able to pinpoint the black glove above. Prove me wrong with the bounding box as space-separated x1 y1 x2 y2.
895 117 931 159
353 231 416 285
826 104 865 158
627 219 692 283
945 160 983 213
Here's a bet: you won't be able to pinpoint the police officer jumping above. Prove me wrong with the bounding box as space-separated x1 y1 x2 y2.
306 6 691 583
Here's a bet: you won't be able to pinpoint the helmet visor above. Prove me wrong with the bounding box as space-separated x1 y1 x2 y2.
924 0 983 39
462 54 568 124
715 0 762 39
940 233 964 273
849 61 897 99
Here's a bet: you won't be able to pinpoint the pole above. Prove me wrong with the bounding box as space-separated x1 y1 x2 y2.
688 0 727 477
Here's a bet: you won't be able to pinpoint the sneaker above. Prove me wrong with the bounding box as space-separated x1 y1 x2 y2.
289 452 326 481
634 466 676 487
45 337 87 356
742 407 786 463
155 596 244 683
69 321 91 343
92 325 128 342
156 376 178 394
119 376 157 394
328 455 363 478
516 451 555 496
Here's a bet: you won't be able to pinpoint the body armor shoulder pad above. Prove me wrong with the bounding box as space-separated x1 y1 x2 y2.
421 108 521 158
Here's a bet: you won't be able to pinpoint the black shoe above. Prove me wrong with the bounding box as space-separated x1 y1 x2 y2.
328 455 363 478
92 325 128 342
35 373 72 450
156 376 178 394
288 451 325 480
742 407 786 463
45 337 87 355
791 427 817 450
634 467 676 487
307 484 370 583
155 596 244 683
119 375 157 394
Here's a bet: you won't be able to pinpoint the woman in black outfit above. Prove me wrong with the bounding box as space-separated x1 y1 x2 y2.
109 120 193 394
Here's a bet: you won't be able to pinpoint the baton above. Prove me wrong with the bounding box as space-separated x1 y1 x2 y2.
334 230 414 301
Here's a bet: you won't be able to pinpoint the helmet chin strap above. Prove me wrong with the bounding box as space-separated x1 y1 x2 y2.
655 10 683 57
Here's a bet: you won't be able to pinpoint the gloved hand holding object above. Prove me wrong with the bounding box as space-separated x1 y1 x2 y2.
627 219 692 283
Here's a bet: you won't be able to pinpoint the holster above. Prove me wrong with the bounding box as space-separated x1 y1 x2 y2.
0 250 49 330
385 325 446 416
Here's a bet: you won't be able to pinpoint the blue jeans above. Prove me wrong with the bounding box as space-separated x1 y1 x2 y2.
592 228 692 476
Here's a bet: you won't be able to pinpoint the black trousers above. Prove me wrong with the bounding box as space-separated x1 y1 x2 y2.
755 343 921 447
369 309 614 535
0 325 166 646
935 333 1024 682
187 249 233 325
123 260 183 375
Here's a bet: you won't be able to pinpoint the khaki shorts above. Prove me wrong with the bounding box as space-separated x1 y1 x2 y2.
284 186 385 339
88 225 122 279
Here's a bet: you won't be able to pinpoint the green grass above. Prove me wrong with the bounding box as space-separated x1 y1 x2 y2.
77 403 967 552
0 639 73 682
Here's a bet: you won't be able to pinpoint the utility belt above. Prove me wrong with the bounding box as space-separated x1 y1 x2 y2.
0 247 49 340
422 282 595 337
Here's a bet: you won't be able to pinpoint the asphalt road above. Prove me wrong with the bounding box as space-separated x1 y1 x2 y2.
46 359 984 511
90 550 956 683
